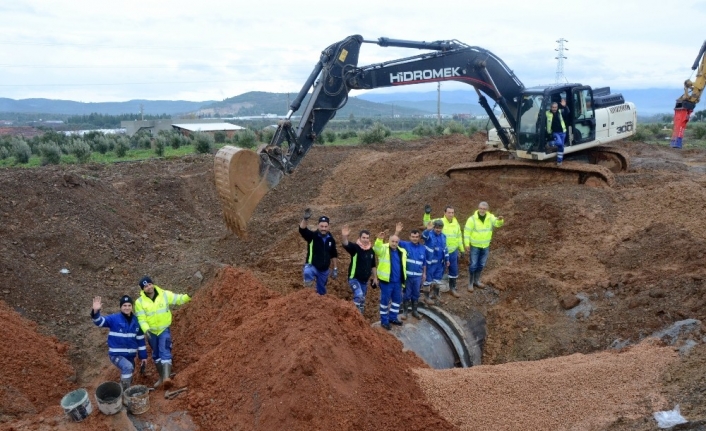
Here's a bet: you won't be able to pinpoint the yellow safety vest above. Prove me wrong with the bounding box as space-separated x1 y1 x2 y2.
134 285 190 336
463 211 504 249
546 110 566 133
373 238 407 282
422 214 463 253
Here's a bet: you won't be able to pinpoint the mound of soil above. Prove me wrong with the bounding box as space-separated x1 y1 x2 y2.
171 266 453 431
0 301 74 422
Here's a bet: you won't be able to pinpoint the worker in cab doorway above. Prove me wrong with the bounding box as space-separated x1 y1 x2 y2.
547 100 569 165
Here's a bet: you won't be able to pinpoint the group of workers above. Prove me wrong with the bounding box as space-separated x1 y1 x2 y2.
90 276 191 393
298 202 504 330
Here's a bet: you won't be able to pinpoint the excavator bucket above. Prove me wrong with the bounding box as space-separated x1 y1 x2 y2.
670 108 692 149
214 145 282 237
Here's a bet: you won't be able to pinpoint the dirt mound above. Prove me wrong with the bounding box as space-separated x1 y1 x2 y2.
0 301 74 422
171 266 454 431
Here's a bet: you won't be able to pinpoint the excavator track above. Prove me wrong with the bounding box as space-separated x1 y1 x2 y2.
586 146 630 173
446 158 615 187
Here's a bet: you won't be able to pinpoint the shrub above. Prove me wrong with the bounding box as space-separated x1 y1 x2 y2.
359 122 391 144
629 126 650 142
68 140 92 163
170 133 186 149
138 136 152 149
0 146 9 160
39 142 62 165
153 136 166 157
260 128 275 144
466 125 479 136
194 133 214 154
12 139 32 164
115 137 129 158
93 136 109 154
412 124 434 137
691 124 706 140
238 130 257 149
443 121 465 135
339 130 357 139
214 131 227 144
323 130 337 143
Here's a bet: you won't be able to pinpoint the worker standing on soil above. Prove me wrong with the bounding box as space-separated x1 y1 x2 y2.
373 230 407 330
91 295 147 391
394 222 426 319
341 225 378 314
134 276 191 390
299 209 339 295
463 201 504 291
423 205 463 298
422 219 449 305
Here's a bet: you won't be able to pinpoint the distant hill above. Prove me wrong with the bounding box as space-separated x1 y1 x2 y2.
198 91 429 118
0 98 214 116
0 88 700 120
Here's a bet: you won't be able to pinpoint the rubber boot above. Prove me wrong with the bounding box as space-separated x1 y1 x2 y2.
153 363 164 389
421 286 433 305
449 278 460 298
432 285 441 305
411 300 420 319
120 377 131 406
475 270 487 289
162 363 173 390
400 300 408 320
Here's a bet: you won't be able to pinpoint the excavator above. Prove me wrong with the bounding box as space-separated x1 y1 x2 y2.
215 35 636 236
670 40 706 149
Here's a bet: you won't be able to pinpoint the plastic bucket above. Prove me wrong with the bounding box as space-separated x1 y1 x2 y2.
95 381 123 415
124 385 150 415
60 388 93 422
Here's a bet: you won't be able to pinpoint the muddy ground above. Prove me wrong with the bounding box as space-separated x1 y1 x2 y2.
0 134 705 430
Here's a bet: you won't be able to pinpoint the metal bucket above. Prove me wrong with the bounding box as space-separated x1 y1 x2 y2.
95 381 122 415
60 388 93 422
124 385 150 415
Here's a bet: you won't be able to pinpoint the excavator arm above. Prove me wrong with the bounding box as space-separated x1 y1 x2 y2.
216 35 526 236
670 40 706 148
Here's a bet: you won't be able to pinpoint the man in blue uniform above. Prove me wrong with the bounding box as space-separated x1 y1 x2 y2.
91 295 147 391
394 222 426 319
422 219 449 305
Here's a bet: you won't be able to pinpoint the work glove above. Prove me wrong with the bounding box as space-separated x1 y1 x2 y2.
332 268 338 279
424 204 432 214
303 208 312 220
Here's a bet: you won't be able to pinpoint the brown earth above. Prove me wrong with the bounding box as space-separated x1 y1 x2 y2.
0 134 705 430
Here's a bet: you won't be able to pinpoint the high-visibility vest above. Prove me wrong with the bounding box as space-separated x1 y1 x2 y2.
134 286 190 335
546 110 566 133
422 213 463 253
373 238 407 283
463 211 504 249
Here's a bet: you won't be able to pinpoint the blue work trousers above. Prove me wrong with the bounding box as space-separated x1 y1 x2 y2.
551 132 566 163
448 249 459 278
379 281 402 325
303 264 330 295
148 328 173 365
403 276 422 302
110 355 136 380
348 278 368 309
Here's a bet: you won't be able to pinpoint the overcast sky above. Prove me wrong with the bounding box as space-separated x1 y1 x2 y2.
1 0 704 103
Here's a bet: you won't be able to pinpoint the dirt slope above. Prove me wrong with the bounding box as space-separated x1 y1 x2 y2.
0 135 705 430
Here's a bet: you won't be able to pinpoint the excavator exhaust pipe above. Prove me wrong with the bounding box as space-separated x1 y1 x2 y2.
214 145 283 237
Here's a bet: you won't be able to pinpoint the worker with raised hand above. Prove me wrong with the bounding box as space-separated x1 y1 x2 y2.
373 229 407 330
394 222 426 319
299 208 339 295
91 295 147 391
134 276 191 390
422 219 449 305
463 201 504 291
422 204 463 298
547 100 569 166
341 224 377 314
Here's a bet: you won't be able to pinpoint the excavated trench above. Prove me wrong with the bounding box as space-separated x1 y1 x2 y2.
388 304 486 369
